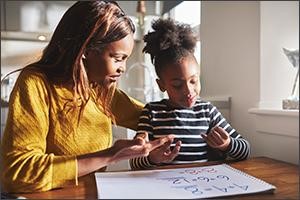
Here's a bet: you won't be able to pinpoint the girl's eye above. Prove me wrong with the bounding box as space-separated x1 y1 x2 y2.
172 83 182 89
190 78 199 84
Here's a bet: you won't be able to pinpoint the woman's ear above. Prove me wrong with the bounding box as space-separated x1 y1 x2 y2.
82 49 89 60
156 78 166 92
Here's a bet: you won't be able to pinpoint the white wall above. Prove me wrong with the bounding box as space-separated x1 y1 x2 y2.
200 1 299 164
200 1 260 154
254 1 299 164
260 1 299 108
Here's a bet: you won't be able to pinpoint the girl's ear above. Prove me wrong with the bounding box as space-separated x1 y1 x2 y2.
156 78 166 92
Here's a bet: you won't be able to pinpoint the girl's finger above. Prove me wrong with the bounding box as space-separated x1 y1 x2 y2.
147 136 174 151
164 141 181 162
205 134 219 147
216 126 229 139
135 132 148 139
211 130 223 145
201 133 208 141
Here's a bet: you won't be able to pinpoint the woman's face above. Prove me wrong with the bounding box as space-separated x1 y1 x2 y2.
157 56 201 108
84 34 134 86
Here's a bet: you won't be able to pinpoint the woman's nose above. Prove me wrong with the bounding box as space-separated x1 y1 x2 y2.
117 66 125 73
117 61 127 73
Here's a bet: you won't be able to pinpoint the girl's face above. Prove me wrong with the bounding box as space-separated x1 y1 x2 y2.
84 34 134 86
157 56 201 108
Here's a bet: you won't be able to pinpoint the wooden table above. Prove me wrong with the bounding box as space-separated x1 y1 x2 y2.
13 157 299 199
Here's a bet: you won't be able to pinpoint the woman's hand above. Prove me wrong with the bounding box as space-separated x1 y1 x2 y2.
201 126 231 151
78 133 179 177
109 133 176 164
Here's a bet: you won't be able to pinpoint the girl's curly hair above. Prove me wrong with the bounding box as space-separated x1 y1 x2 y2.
143 18 197 77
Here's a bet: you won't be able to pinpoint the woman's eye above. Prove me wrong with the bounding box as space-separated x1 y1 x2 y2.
114 56 127 63
114 58 122 62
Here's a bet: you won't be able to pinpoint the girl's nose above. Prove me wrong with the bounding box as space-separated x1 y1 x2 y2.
183 83 193 96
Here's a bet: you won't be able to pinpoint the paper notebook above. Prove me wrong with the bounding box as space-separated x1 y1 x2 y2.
95 164 276 199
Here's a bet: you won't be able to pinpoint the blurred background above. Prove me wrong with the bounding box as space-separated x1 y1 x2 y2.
1 1 299 170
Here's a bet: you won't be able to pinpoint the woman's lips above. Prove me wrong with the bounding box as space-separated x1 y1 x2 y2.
109 74 121 82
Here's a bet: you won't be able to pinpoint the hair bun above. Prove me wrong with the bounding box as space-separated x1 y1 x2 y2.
143 18 197 60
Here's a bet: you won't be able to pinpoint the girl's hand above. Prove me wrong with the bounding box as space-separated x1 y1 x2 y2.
135 132 181 165
201 126 231 151
148 139 181 165
109 132 176 163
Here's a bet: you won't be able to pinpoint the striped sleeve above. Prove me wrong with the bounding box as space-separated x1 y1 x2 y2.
227 136 251 160
208 102 250 160
129 104 156 169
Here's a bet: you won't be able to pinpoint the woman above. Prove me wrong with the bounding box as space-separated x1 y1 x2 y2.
1 1 177 193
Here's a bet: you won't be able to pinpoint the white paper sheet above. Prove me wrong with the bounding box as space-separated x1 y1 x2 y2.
95 164 275 199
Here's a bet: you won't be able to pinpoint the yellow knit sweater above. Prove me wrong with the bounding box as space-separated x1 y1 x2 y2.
1 68 144 193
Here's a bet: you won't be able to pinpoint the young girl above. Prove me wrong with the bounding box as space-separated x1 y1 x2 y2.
1 1 175 193
130 18 250 169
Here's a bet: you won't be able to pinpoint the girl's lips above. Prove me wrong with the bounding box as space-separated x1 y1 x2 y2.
186 95 197 106
188 95 197 102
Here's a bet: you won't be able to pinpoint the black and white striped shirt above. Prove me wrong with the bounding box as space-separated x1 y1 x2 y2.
130 99 250 169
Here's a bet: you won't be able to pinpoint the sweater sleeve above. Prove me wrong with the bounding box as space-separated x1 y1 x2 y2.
208 102 251 160
1 70 77 193
111 89 144 130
